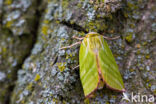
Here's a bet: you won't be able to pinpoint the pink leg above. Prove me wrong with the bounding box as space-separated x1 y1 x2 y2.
72 36 84 40
72 65 79 70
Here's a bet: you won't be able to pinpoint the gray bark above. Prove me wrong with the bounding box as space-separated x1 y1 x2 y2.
0 0 155 104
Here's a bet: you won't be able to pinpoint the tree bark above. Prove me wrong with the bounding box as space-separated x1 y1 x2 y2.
0 0 155 104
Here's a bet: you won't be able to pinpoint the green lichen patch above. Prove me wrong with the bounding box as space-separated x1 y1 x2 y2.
56 62 66 72
125 33 133 43
34 74 40 81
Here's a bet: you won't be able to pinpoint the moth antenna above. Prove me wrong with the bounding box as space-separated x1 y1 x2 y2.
59 41 81 50
103 36 120 40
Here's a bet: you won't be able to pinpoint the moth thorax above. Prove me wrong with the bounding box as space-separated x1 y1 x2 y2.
93 49 98 53
89 37 102 51
83 36 103 53
85 32 100 38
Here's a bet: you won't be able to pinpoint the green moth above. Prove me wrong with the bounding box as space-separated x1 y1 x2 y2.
60 32 125 98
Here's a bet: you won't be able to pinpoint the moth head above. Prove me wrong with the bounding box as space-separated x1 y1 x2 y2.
85 32 100 38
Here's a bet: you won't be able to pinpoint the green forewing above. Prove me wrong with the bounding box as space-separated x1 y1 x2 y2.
98 37 124 91
79 33 124 97
79 41 99 97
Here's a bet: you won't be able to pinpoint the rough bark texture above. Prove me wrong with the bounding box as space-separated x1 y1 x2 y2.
0 0 155 104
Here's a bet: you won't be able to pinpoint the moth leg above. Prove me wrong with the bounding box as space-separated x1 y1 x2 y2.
72 36 84 40
103 36 120 40
59 41 81 50
72 65 79 70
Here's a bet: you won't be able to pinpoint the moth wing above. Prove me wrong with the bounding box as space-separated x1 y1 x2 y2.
79 40 99 97
98 38 125 91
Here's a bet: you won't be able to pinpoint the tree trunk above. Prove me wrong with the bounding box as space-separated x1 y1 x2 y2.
0 0 155 104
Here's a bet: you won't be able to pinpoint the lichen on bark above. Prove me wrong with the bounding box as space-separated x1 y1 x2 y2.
0 0 155 104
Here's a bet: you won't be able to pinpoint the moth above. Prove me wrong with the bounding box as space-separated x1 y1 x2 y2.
60 32 125 98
